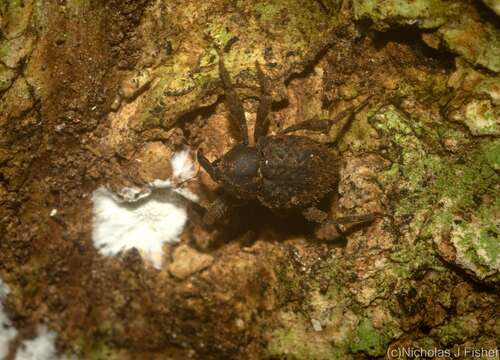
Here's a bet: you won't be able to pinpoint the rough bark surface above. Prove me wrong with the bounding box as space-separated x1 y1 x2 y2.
0 0 498 359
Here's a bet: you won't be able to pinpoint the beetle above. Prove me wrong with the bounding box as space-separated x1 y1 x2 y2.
197 50 377 229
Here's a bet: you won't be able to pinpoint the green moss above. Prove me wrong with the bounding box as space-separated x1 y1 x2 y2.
370 106 498 217
72 336 122 360
254 2 283 21
275 260 303 299
253 0 338 58
0 35 34 69
454 202 500 272
348 318 397 357
485 141 500 171
434 314 480 346
135 0 339 130
7 255 51 300
439 16 500 73
352 0 450 30
431 145 498 216
460 99 500 136
370 106 442 206
336 111 381 153
205 21 235 49
266 99 496 352
268 253 362 359
269 250 408 359
0 0 33 39
31 0 46 32
383 163 400 179
370 105 499 282
267 312 337 360
390 242 445 278
414 336 437 350
136 61 219 129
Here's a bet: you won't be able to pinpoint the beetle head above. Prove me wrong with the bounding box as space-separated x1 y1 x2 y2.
198 144 261 198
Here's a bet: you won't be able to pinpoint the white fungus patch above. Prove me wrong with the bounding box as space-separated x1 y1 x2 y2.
171 150 195 180
115 186 151 202
1 279 18 360
14 326 59 360
1 281 69 360
0 279 10 299
91 150 198 269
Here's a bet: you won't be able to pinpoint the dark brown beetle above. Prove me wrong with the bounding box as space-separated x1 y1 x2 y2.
197 52 377 228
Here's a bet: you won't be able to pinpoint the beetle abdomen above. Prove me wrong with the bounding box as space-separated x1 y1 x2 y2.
257 135 339 209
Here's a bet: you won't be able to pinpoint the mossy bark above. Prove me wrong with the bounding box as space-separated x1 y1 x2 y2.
0 0 498 359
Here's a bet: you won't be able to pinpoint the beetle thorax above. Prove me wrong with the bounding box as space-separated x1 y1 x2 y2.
214 144 261 198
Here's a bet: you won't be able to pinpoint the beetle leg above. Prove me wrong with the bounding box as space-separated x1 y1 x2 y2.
326 213 381 225
279 95 372 135
280 116 342 134
304 208 381 226
186 200 207 227
192 191 243 228
217 49 249 145
203 194 237 226
253 61 272 143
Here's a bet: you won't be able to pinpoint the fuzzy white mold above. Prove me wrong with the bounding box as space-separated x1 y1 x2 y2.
0 279 18 360
15 326 59 360
1 282 70 360
0 279 9 299
91 150 198 269
171 150 195 180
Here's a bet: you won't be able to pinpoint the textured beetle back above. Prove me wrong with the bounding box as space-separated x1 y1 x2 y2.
257 135 339 209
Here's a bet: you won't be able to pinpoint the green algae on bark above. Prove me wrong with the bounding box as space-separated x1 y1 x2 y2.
266 242 453 358
0 0 35 70
266 91 498 357
353 0 500 72
446 60 500 136
266 52 498 356
133 0 339 130
370 105 500 285
349 318 400 357
2 0 500 358
0 35 35 69
0 0 34 40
